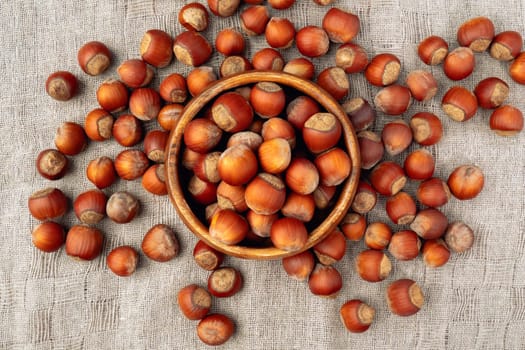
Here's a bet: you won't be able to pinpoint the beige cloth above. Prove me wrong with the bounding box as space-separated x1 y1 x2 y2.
1 0 524 349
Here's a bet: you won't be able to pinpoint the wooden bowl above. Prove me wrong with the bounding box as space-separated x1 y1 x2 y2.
165 71 360 260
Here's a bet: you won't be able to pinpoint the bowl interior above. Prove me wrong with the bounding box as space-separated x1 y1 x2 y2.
165 71 361 260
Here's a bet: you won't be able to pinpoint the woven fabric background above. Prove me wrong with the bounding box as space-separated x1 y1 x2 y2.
1 0 524 349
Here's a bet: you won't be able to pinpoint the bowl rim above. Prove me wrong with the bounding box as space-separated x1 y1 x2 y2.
165 71 361 260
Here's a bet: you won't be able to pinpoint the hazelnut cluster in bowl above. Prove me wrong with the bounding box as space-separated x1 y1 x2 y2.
165 71 360 260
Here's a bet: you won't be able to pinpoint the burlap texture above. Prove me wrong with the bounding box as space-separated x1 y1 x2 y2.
1 0 524 349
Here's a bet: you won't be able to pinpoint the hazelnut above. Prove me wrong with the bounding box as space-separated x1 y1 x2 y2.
45 71 78 101
207 0 240 17
457 16 495 52
216 28 245 56
114 149 149 180
474 77 509 109
314 148 351 187
364 222 392 251
139 29 173 68
65 225 104 261
207 266 243 297
316 66 350 101
313 229 347 265
490 31 523 61
489 105 524 136
187 66 217 96
77 41 111 75
141 224 179 262
386 279 424 316
251 48 284 71
365 53 401 86
178 3 209 32
106 246 139 277
385 191 417 225
308 264 343 298
142 164 168 196
112 114 143 147
416 178 451 208
73 189 107 224
418 35 449 65
340 300 375 333
218 144 258 185
422 239 450 268
173 31 212 67
374 84 412 115
410 208 448 240
443 47 475 81
405 70 438 102
283 58 315 80
193 240 224 270
117 59 154 88
369 161 407 196
96 79 129 113
270 217 308 252
36 149 68 180
28 188 68 221
404 149 435 180
282 250 315 281
86 156 117 189
335 42 368 74
209 209 249 245
303 112 342 154
106 191 139 224
84 108 114 141
355 249 392 282
177 284 212 320
183 118 223 153
295 26 330 58
31 221 65 253
197 314 234 346
265 17 295 49
339 213 366 241
240 5 269 36
381 119 413 156
447 164 484 200
351 181 377 215
286 95 321 130
54 122 87 156
322 7 359 43
409 112 443 145
357 131 384 170
388 230 421 261
444 222 475 253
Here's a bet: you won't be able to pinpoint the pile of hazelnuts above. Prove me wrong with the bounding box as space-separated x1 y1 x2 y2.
30 0 524 346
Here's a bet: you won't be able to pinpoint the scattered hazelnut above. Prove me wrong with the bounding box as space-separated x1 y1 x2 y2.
106 246 139 277
386 279 424 316
177 284 212 320
45 71 78 101
141 224 179 262
77 41 111 75
447 164 484 200
197 314 234 346
36 149 68 180
444 222 475 253
106 191 139 224
340 300 375 333
31 221 66 253
207 266 243 297
65 225 104 261
489 105 524 136
28 188 68 221
355 249 392 282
